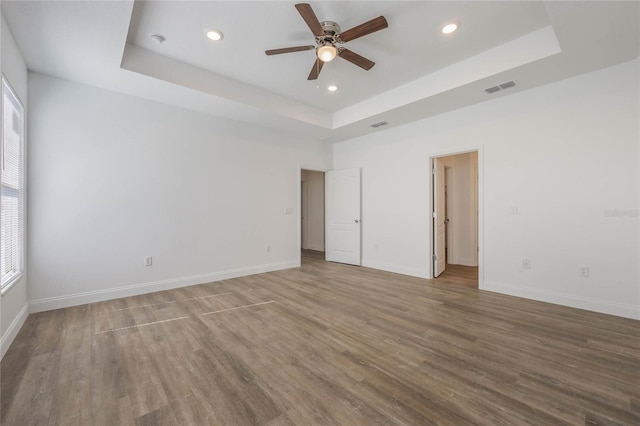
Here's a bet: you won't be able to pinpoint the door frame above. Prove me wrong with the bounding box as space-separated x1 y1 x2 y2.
428 146 484 289
297 166 328 267
433 158 446 277
445 166 453 263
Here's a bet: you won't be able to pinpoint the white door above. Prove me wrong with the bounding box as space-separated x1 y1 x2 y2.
326 168 361 265
301 180 308 249
433 158 446 277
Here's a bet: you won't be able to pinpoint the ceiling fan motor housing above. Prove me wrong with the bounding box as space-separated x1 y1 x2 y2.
318 21 342 45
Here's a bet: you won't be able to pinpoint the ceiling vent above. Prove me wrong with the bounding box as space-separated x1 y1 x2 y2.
370 121 388 128
499 81 515 90
485 80 516 94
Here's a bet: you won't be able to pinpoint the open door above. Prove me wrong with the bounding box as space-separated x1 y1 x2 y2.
433 158 446 277
325 168 361 265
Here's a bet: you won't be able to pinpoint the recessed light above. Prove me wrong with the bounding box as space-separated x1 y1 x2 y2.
150 34 165 44
206 30 224 41
441 23 458 34
327 84 339 92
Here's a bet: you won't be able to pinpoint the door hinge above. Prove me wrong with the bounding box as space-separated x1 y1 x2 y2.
432 255 437 261
432 211 436 218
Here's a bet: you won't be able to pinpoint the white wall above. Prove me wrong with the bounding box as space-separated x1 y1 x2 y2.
1 13 29 359
301 170 325 252
440 152 478 266
28 73 331 312
334 58 640 319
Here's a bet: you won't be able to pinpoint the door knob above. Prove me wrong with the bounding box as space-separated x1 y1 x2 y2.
355 219 360 223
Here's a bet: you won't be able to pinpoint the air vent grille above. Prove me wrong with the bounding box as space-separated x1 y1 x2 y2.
485 80 516 94
370 121 388 128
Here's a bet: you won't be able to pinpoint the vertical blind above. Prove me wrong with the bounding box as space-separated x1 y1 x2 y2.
1 78 24 289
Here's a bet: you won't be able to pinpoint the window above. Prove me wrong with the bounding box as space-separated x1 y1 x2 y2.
1 78 24 290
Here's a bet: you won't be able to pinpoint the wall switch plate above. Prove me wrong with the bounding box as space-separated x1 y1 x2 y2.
285 207 293 215
579 265 589 277
522 259 531 269
144 256 152 266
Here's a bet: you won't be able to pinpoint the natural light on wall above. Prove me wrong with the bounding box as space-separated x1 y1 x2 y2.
1 78 25 290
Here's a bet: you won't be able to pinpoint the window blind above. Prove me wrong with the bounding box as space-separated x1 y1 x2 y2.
1 78 24 289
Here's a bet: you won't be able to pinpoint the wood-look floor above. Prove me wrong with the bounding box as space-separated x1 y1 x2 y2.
436 263 479 289
2 252 639 425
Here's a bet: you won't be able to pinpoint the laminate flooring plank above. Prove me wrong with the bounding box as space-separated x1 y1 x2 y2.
51 377 92 426
2 352 59 426
134 404 178 426
198 332 282 423
0 340 32 423
89 332 127 425
186 347 264 425
2 252 639 425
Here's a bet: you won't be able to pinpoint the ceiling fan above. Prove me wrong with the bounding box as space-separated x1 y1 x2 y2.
265 3 388 80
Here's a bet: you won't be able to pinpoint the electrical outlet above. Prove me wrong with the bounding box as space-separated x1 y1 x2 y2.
579 265 589 277
522 259 531 269
144 256 152 266
265 245 271 253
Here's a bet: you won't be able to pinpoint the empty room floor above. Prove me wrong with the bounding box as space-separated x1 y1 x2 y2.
436 263 478 288
1 254 639 425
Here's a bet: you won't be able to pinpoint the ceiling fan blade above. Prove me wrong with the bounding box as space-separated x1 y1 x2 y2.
265 45 315 55
339 16 388 42
295 3 324 37
339 48 375 70
308 58 324 80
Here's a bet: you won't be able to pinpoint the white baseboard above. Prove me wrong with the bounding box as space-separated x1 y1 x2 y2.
483 280 640 320
29 260 298 314
448 257 478 267
304 244 325 252
362 259 428 279
1 302 29 360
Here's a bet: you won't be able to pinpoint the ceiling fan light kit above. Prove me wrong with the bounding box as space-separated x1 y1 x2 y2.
317 44 337 62
265 3 388 80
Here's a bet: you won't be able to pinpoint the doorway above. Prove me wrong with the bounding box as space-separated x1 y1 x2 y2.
431 151 479 288
301 169 325 263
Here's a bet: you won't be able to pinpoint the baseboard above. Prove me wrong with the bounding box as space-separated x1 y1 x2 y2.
1 302 29 360
362 259 428 279
449 257 478 267
29 260 298 313
483 280 640 320
304 244 325 252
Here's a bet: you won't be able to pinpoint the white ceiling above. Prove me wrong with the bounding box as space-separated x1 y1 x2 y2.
127 1 550 112
2 1 639 142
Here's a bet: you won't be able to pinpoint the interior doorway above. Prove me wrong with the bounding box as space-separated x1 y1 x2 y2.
301 169 326 262
431 151 479 288
445 166 452 263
